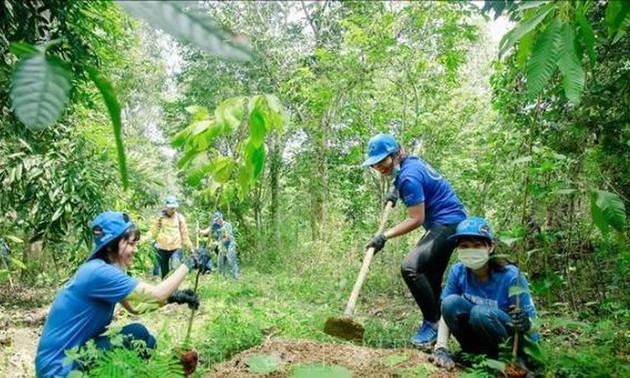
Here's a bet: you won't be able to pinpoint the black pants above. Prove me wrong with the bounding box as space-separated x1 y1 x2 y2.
156 248 181 279
401 223 458 323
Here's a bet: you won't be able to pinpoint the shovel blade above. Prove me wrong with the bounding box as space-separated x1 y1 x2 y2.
324 315 364 342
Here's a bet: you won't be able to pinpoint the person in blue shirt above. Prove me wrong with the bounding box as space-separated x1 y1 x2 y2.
201 211 239 279
35 211 206 377
362 134 467 348
430 217 540 370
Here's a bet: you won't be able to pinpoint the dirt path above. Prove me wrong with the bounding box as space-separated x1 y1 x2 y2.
211 339 460 377
0 305 48 377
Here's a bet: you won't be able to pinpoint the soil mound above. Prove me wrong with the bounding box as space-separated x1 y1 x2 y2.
211 339 459 377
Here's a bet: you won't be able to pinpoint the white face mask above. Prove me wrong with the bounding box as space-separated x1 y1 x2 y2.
457 247 490 270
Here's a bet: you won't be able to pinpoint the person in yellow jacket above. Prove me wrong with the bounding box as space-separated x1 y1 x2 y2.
144 196 194 279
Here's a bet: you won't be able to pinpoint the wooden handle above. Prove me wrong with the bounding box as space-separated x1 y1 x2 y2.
343 201 394 316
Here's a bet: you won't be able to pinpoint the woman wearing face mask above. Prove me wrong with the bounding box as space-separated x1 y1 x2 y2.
430 217 540 370
362 134 467 348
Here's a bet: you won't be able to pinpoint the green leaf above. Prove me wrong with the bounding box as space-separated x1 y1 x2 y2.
247 143 266 179
484 358 506 372
557 24 585 105
576 13 596 65
516 30 535 69
177 148 199 169
185 105 210 120
87 67 129 188
0 270 9 282
237 164 252 194
590 190 627 234
215 97 245 132
190 120 212 137
499 3 554 58
527 18 561 100
244 354 280 374
292 364 351 378
9 42 39 57
10 54 72 130
116 1 252 61
10 258 27 270
212 157 236 183
605 1 630 43
249 98 269 148
171 128 191 148
509 284 530 297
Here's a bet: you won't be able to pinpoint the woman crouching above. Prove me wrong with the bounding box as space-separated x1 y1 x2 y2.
36 211 204 377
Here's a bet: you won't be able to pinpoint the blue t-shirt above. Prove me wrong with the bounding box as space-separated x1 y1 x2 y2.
442 262 540 340
212 221 234 248
393 156 466 228
35 259 138 377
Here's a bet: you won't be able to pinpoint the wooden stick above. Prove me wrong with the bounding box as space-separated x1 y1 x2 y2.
343 201 394 316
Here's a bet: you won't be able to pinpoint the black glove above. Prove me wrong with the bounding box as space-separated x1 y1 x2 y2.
184 254 200 271
430 347 455 370
366 233 387 254
508 305 531 333
167 289 200 310
196 248 210 267
385 188 398 207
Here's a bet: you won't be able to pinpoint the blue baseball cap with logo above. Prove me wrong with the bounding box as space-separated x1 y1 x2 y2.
213 211 223 222
448 217 494 242
361 134 400 167
88 211 135 260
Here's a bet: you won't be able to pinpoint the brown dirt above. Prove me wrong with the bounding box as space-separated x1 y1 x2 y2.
211 339 461 377
0 304 49 378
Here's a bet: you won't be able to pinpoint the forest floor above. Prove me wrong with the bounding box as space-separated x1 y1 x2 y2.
1 267 629 377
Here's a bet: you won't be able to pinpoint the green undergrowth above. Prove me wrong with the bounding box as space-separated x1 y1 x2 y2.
76 264 629 377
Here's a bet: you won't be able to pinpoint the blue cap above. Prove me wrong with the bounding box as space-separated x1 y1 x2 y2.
88 211 135 260
165 196 179 208
448 217 494 242
213 211 223 221
361 134 400 167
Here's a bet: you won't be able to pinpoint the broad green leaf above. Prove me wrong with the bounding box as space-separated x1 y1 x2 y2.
116 1 252 61
557 24 585 105
185 105 210 119
244 354 280 374
292 364 351 378
212 157 236 183
10 258 27 270
484 358 506 372
517 1 549 12
186 163 214 186
10 54 72 130
523 334 544 362
499 3 554 58
247 143 266 179
215 97 245 132
171 128 191 148
516 30 535 69
177 148 199 169
87 67 129 188
237 164 252 194
527 18 561 100
0 270 9 281
576 13 596 64
605 1 630 43
509 284 529 297
249 98 269 148
590 190 627 234
190 120 212 137
9 42 39 57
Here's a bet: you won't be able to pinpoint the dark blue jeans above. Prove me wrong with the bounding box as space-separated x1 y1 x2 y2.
441 294 511 356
